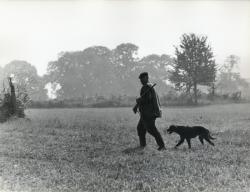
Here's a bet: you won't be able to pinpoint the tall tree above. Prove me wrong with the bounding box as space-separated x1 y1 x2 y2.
170 33 216 104
111 43 140 96
216 55 248 94
80 46 121 97
47 51 88 99
47 46 121 99
137 54 174 95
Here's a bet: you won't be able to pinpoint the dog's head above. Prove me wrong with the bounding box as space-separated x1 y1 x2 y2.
167 125 177 134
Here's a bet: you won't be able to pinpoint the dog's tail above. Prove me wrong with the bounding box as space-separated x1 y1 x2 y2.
209 134 216 140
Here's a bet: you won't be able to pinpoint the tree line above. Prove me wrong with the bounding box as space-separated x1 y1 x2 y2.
1 33 249 106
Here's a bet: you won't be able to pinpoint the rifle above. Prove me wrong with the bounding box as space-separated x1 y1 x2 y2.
133 83 156 114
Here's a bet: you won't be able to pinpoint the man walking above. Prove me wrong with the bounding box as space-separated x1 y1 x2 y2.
133 72 166 151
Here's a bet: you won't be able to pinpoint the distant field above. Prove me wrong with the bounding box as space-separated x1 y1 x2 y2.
0 104 250 192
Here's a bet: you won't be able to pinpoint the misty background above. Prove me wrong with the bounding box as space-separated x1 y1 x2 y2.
0 0 250 107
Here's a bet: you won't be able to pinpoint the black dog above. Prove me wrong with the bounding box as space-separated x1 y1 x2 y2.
167 125 215 148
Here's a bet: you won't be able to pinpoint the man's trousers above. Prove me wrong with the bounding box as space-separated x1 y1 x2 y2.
137 117 165 147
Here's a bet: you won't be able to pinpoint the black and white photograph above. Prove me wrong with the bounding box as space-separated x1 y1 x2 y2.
0 0 250 191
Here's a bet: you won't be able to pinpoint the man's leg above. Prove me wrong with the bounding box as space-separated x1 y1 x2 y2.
144 118 165 148
137 118 147 147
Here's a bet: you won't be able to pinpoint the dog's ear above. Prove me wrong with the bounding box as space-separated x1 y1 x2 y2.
169 125 175 129
173 125 178 129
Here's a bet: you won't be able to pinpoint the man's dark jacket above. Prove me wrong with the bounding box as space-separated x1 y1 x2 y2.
138 83 161 119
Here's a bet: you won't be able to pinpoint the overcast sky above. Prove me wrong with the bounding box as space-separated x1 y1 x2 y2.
0 0 249 78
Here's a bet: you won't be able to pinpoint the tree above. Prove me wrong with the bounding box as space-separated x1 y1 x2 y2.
46 43 177 100
111 43 140 96
170 33 216 104
46 51 85 99
137 54 174 96
3 60 48 101
216 55 248 95
46 43 176 99
47 46 121 99
79 46 121 97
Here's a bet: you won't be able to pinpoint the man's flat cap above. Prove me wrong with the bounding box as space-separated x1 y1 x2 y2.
139 72 148 79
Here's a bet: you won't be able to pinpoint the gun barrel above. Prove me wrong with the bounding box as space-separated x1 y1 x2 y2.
140 83 156 98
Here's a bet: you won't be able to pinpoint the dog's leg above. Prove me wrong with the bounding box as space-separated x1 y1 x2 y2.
186 138 191 148
204 137 214 146
175 138 185 148
199 136 204 145
209 134 216 140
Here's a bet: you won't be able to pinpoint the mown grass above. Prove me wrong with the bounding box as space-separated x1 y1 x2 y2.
0 104 250 192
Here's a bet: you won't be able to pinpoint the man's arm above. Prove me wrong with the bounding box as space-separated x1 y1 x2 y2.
133 89 152 114
136 86 153 105
151 88 162 118
133 103 138 113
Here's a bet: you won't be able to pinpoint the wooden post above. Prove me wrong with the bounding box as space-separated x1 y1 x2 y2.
9 77 16 115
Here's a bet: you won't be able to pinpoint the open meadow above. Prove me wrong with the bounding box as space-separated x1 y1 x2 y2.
0 104 250 192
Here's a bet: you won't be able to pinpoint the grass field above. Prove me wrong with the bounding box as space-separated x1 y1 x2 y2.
0 104 250 192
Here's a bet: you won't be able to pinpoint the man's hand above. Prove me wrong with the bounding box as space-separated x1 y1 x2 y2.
136 98 141 104
133 105 138 114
